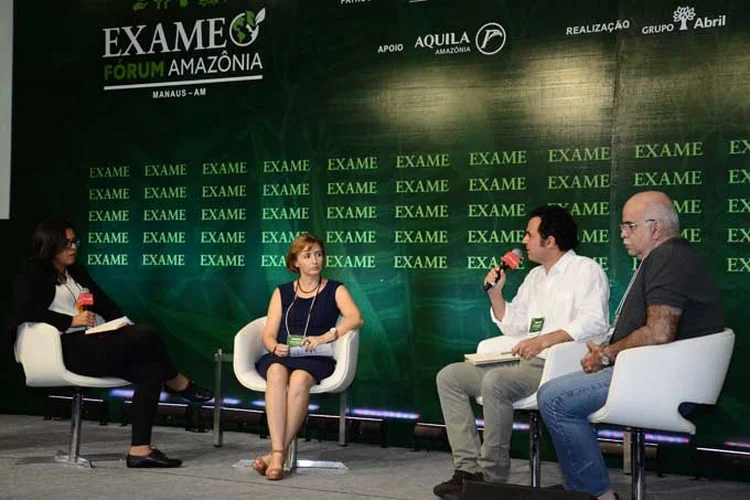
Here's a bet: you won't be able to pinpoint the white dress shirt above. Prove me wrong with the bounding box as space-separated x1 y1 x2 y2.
489 250 610 359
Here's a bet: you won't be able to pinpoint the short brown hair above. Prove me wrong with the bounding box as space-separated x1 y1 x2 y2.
285 233 326 273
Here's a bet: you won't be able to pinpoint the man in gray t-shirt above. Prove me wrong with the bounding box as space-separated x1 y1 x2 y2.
609 236 723 345
536 191 724 500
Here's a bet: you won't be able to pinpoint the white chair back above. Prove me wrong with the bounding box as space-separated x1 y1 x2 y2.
15 322 128 388
474 336 589 410
233 316 360 394
232 317 268 392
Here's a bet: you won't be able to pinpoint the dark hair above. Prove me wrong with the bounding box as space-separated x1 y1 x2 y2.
285 233 326 273
31 217 77 265
529 205 578 251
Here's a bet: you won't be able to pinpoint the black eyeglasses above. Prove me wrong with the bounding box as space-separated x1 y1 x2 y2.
63 238 81 249
619 219 655 233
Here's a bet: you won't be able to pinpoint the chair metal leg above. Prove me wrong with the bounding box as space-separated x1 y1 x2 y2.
529 410 541 488
624 430 632 474
69 389 83 461
287 436 298 473
233 390 350 474
338 390 347 446
213 348 223 447
289 430 348 471
234 433 348 473
631 428 646 500
294 457 348 470
17 388 124 468
38 388 93 467
291 391 348 471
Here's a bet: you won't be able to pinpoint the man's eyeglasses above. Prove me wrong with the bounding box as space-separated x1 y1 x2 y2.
619 219 655 233
63 238 81 249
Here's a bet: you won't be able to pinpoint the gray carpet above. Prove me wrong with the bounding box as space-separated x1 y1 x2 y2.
0 415 748 499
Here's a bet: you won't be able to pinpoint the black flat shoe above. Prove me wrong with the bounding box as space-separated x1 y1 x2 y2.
165 381 214 403
126 448 182 468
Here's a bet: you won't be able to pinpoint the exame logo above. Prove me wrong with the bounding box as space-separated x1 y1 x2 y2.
641 6 726 35
103 8 266 57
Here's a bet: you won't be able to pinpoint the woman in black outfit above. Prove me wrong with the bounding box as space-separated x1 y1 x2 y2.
8 217 213 468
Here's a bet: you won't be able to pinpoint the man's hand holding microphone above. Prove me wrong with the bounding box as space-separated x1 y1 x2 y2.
483 248 524 294
484 249 532 357
484 267 508 296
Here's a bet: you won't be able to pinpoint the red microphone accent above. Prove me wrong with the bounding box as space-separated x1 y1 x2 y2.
500 250 523 270
78 292 94 311
483 248 524 291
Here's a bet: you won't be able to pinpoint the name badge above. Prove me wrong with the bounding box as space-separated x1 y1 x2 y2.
529 317 545 333
287 335 305 347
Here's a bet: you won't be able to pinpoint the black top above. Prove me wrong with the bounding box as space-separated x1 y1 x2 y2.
277 279 343 343
4 260 123 348
610 238 724 344
255 279 343 384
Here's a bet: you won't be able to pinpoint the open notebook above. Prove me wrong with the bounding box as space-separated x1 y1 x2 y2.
85 316 134 335
464 351 520 366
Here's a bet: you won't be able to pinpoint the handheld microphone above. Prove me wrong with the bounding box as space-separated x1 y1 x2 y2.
78 288 94 312
483 248 524 291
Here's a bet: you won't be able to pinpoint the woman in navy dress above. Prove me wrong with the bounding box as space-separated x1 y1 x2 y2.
253 233 363 480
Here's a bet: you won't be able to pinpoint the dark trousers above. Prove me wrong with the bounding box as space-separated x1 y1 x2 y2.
61 324 179 446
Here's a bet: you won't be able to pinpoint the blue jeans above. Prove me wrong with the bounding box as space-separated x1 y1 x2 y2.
537 368 613 497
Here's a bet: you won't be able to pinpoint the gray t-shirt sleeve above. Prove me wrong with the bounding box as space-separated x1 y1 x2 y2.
643 243 688 311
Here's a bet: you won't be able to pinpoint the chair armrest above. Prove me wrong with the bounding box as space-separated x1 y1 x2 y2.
233 317 268 391
510 341 588 410
539 341 588 384
233 317 361 395
316 329 359 394
589 329 735 433
477 335 518 354
15 322 72 387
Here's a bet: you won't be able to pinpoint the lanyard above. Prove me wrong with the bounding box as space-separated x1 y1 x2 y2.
283 279 321 338
610 257 646 335
61 272 83 305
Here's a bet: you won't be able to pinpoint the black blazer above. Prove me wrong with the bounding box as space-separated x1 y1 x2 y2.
4 260 123 350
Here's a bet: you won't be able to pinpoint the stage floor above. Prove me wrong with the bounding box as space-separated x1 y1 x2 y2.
1 414 748 499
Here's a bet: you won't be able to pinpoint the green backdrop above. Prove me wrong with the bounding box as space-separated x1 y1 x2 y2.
2 0 749 463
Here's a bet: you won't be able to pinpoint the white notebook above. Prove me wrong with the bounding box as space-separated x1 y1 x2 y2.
289 343 334 358
85 316 134 335
464 351 520 366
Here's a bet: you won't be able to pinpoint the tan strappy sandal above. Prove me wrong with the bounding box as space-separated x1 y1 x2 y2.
251 454 269 476
265 449 285 481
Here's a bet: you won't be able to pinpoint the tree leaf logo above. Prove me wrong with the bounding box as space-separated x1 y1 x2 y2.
673 6 696 31
230 7 266 47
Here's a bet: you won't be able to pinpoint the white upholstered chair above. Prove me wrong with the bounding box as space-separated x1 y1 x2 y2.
14 322 129 468
233 316 360 472
474 335 589 487
585 328 735 500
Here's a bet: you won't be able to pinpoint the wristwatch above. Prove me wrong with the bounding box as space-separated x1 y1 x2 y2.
599 350 614 367
329 327 339 340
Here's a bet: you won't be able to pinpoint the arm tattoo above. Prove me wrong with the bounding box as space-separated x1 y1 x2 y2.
645 304 682 344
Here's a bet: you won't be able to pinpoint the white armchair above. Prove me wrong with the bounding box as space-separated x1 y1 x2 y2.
14 322 129 468
475 335 589 486
586 329 735 500
233 316 360 472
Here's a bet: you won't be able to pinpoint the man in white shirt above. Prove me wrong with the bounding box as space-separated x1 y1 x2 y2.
434 205 610 499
